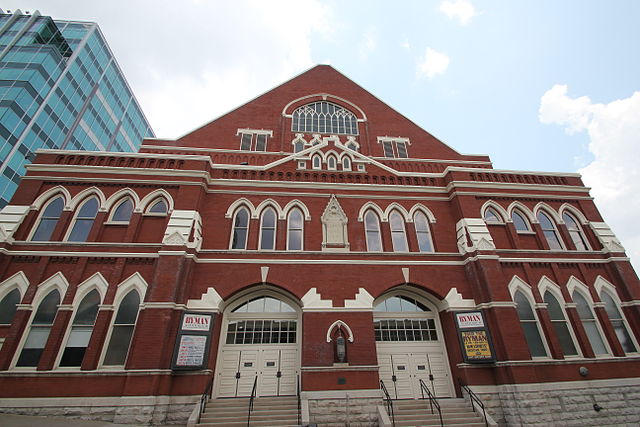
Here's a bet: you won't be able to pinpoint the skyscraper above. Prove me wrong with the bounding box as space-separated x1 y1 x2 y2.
0 9 154 208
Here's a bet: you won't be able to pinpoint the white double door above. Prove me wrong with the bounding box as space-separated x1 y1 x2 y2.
377 343 453 399
217 346 298 397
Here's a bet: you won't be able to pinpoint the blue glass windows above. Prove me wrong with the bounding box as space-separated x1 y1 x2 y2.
537 211 564 250
110 198 133 222
259 208 277 250
16 290 60 367
31 196 64 241
103 290 141 366
67 197 99 242
231 207 250 250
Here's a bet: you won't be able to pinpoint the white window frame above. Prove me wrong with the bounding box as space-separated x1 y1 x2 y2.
106 197 134 224
542 290 581 358
413 211 434 253
258 207 277 251
377 137 410 158
364 210 383 252
511 209 533 234
562 212 591 251
64 197 100 242
99 289 142 368
236 129 273 152
28 196 65 241
571 290 611 357
286 208 304 251
513 289 550 359
596 285 639 354
389 210 409 252
327 155 337 171
143 198 169 216
229 207 251 250
312 155 322 170
537 211 566 250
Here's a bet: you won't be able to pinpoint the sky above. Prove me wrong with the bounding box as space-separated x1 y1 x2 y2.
4 1 640 269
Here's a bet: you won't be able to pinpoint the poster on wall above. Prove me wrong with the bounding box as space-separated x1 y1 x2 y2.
171 312 215 371
455 311 496 364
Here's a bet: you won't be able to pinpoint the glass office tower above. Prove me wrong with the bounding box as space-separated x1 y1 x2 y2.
0 9 154 207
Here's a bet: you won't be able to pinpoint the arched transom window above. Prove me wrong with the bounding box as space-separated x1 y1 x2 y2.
226 296 297 345
373 295 437 342
291 101 358 135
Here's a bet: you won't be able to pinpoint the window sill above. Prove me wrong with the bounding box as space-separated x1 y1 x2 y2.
103 221 130 226
516 230 536 235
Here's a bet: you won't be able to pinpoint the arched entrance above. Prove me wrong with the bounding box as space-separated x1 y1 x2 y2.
214 290 300 398
374 290 453 399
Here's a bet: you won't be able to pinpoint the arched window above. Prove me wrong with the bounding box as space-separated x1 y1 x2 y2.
31 196 64 241
227 296 297 344
111 198 133 222
327 155 337 170
514 290 547 357
0 288 21 324
103 290 140 365
537 211 564 250
231 207 250 249
364 210 382 251
67 197 99 242
291 101 358 135
342 156 351 171
147 198 168 214
562 212 589 250
601 291 637 353
484 207 502 223
312 155 321 170
373 295 437 342
59 289 100 367
543 292 578 356
259 207 277 250
287 208 303 251
573 291 608 355
16 290 60 367
389 211 408 252
414 212 434 252
512 210 530 232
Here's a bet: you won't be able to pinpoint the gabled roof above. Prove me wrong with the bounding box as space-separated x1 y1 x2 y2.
145 65 490 163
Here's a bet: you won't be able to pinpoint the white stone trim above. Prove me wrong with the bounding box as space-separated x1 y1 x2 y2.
72 272 108 305
344 288 374 309
325 320 354 343
186 287 222 312
0 205 30 243
0 271 29 305
301 288 333 309
31 186 72 211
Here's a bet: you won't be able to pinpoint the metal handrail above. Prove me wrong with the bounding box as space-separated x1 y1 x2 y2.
247 375 258 427
197 376 214 424
297 374 301 426
379 380 395 427
419 379 442 427
459 379 488 427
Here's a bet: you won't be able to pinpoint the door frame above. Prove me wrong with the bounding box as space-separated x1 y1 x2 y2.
213 287 302 398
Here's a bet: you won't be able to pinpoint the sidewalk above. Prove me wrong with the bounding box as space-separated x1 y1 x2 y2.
0 413 156 426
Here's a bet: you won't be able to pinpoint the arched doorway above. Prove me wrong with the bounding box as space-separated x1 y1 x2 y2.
215 291 300 398
374 291 453 399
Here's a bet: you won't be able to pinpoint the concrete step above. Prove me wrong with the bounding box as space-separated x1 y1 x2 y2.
199 396 299 427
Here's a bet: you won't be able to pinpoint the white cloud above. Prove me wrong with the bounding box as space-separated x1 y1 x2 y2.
539 85 640 270
5 0 333 139
439 0 477 25
418 48 450 78
358 28 377 60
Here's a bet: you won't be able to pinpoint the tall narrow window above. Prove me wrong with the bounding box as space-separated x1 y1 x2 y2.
573 291 608 355
414 212 434 252
287 208 303 251
543 292 578 356
111 198 133 222
312 155 321 170
17 290 60 367
147 198 168 214
562 213 589 250
537 211 564 250
382 141 394 158
514 290 547 357
396 141 408 158
601 291 637 353
364 211 382 251
484 208 502 223
240 133 252 150
231 207 249 249
31 197 64 241
294 140 304 153
260 207 277 250
327 155 337 170
0 288 21 324
60 290 100 367
67 197 99 242
103 290 140 366
342 157 351 171
255 134 267 151
389 211 408 252
512 210 530 232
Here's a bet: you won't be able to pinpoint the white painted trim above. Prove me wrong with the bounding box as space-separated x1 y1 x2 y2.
358 202 386 222
0 271 29 304
31 186 72 211
281 93 368 120
326 320 354 343
73 272 109 305
481 200 508 223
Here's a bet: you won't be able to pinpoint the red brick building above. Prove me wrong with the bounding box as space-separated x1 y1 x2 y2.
0 65 638 425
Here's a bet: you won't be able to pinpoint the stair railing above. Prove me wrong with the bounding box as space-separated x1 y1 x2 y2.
379 380 395 427
459 379 488 427
297 374 301 426
419 378 443 427
247 375 258 427
197 376 214 424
